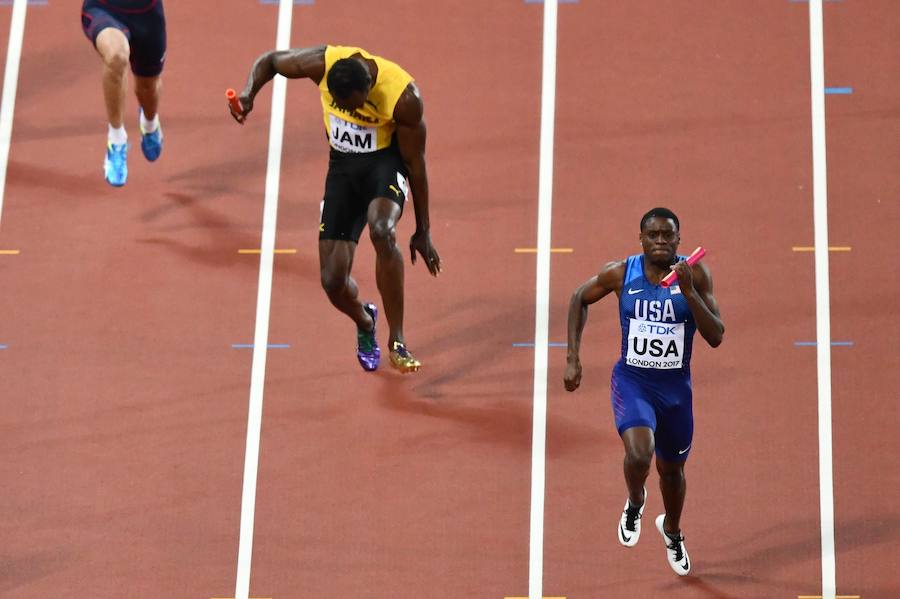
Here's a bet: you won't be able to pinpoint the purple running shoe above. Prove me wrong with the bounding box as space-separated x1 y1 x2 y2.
356 303 380 371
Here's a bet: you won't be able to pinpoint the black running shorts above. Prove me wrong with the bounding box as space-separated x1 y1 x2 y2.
319 146 409 243
81 0 167 78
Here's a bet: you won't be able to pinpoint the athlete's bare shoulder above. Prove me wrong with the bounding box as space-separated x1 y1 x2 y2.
296 45 327 83
597 260 626 290
268 45 327 83
579 260 625 301
393 82 423 127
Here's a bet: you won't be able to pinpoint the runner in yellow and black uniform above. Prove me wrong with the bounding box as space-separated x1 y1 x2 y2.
230 45 441 374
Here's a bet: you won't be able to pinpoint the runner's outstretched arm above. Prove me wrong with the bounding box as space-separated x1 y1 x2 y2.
229 46 326 123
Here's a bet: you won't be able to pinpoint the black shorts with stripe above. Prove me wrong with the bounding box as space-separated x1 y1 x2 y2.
320 146 408 243
81 0 166 78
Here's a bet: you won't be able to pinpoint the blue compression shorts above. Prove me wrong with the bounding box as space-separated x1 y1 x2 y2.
610 360 694 462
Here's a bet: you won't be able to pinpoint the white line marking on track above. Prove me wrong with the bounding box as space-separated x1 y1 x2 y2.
233 1 293 598
529 1 558 598
807 2 837 599
0 0 27 229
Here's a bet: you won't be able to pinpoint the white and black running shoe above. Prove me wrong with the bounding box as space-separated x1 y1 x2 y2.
617 487 646 547
655 514 691 575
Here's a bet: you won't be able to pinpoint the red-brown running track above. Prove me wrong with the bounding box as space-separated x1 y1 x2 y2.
542 2 899 598
0 1 897 598
822 3 900 597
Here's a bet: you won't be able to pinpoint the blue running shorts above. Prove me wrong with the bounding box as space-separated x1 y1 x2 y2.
610 360 694 462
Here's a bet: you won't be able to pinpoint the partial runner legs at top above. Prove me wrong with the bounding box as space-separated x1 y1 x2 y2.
81 0 166 186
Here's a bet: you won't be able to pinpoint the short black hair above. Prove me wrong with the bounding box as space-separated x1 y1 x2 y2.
327 58 371 100
640 207 680 232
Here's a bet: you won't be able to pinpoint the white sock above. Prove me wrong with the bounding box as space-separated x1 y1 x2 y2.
108 124 127 146
140 110 160 134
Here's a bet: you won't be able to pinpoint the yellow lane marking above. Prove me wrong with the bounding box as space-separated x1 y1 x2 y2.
514 248 573 253
237 249 297 254
0 249 20 254
791 246 852 252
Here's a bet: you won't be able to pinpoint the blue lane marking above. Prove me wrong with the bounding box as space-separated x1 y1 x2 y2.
258 0 313 4
0 0 48 5
794 341 854 347
825 87 853 94
232 343 291 349
513 342 568 348
0 344 7 349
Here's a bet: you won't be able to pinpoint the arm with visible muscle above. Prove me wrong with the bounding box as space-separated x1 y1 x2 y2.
395 83 441 276
669 260 724 347
229 46 326 123
564 261 625 392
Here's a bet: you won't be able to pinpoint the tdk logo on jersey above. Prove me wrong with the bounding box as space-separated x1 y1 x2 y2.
640 323 677 335
638 323 676 334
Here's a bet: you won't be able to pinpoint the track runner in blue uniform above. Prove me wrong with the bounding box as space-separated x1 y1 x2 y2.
564 207 724 576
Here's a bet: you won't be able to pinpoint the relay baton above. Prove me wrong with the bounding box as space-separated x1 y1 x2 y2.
660 246 706 288
226 88 242 113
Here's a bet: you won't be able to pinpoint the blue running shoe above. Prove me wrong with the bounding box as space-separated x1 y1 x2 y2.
357 303 381 371
104 142 128 187
139 111 163 162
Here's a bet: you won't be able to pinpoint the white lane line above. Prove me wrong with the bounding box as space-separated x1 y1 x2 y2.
807 2 837 599
0 0 28 229
529 1 558 598
233 1 293 598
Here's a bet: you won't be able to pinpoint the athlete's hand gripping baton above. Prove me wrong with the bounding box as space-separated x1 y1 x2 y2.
660 246 706 288
226 88 242 115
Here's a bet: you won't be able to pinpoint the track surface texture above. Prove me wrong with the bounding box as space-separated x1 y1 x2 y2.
0 1 896 598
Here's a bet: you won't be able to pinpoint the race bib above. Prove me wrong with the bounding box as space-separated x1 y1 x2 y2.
329 114 377 153
625 318 684 369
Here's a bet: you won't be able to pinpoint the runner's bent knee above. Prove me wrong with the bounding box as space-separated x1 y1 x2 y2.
320 269 349 295
96 29 130 71
369 217 397 247
134 75 160 94
625 449 653 472
656 459 686 478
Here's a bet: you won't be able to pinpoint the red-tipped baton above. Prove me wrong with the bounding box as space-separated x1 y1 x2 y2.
660 246 706 288
226 88 242 114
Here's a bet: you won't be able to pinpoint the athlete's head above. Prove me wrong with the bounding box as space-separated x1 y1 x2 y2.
639 207 681 265
327 58 372 111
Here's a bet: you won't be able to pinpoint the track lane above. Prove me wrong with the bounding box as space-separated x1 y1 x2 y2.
822 2 900 597
0 3 282 597
544 2 824 596
247 2 544 597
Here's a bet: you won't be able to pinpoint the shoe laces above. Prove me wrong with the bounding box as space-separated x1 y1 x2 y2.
665 532 685 561
357 305 377 351
391 341 410 357
624 503 642 532
357 327 376 352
